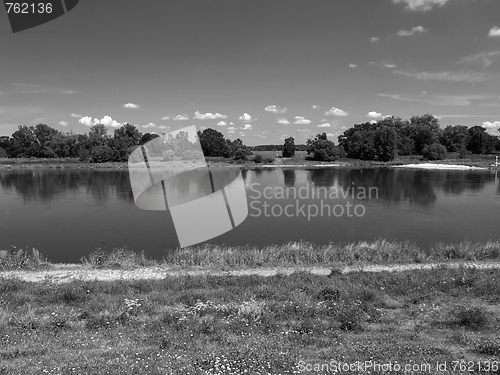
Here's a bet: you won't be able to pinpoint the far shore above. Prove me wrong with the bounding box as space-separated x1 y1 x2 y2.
0 157 497 170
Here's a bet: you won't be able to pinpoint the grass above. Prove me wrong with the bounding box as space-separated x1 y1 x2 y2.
4 239 500 271
0 266 499 374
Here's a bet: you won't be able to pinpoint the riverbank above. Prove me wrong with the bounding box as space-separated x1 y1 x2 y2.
0 156 498 169
1 261 499 374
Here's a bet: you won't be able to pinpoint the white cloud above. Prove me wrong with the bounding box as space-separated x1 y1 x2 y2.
161 116 170 120
483 121 500 134
367 111 383 118
383 63 397 68
173 114 189 121
349 64 357 68
59 121 68 126
70 113 81 118
394 69 487 82
325 107 349 116
255 134 266 139
312 105 320 109
397 26 427 36
265 105 287 113
371 37 380 42
217 121 227 126
294 116 311 125
457 51 500 69
227 127 235 134
158 125 169 130
317 123 331 128
326 133 334 137
392 0 449 12
489 27 500 37
123 103 139 109
277 118 290 125
370 120 378 124
240 124 252 130
239 132 246 137
239 113 254 122
78 116 94 126
142 123 156 128
78 115 122 127
194 111 227 120
99 116 122 127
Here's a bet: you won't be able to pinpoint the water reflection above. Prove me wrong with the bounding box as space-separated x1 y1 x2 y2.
282 169 296 187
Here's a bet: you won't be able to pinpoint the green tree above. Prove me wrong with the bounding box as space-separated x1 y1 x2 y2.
408 114 442 154
10 125 38 157
306 133 342 161
422 143 447 160
197 128 231 157
373 125 398 161
110 123 142 161
441 125 470 152
282 137 296 157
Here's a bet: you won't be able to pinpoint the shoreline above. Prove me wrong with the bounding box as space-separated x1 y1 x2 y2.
0 159 495 170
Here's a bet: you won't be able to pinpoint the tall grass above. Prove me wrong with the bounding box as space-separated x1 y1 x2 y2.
3 239 500 270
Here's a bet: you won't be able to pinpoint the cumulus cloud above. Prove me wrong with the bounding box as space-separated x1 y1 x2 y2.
59 121 68 126
78 115 122 127
277 118 290 125
294 116 311 125
70 113 81 118
349 64 357 68
158 125 169 130
392 0 449 12
397 26 427 36
123 103 139 109
265 105 287 113
142 123 156 128
240 124 252 130
194 111 227 120
317 123 331 128
78 116 94 126
227 127 235 134
367 111 383 118
161 116 170 120
217 121 227 126
239 113 254 122
383 63 397 68
370 120 378 124
371 37 380 42
489 27 500 37
483 121 500 134
325 107 349 116
312 105 320 109
173 114 189 121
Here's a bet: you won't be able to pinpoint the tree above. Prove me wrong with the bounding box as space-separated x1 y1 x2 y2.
421 143 447 160
467 126 490 154
110 123 142 161
306 133 343 161
408 114 442 154
197 128 231 157
140 133 159 145
373 125 398 161
282 137 296 157
10 125 38 157
441 125 470 152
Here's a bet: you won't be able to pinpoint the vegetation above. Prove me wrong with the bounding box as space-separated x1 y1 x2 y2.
339 114 500 162
306 133 344 161
0 263 499 374
282 137 296 158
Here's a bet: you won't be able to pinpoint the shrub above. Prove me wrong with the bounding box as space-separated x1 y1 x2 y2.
162 149 175 161
181 150 194 160
233 149 248 161
254 154 263 163
90 145 113 163
0 148 9 158
78 149 90 162
422 143 447 161
453 306 488 329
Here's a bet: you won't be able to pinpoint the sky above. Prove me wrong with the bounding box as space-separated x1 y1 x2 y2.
1 0 500 145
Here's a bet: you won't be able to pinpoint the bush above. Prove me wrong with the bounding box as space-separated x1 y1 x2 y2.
0 148 9 158
453 306 488 329
90 145 113 163
181 150 194 160
79 149 90 162
233 149 248 161
162 149 175 161
422 143 447 161
254 154 263 163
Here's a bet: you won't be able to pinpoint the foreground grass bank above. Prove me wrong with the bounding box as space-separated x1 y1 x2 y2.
3 239 500 271
0 266 499 374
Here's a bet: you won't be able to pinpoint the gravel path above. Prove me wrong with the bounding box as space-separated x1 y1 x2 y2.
1 260 500 283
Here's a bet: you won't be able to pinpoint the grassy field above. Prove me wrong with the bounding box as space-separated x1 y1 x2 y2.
0 264 499 374
1 241 500 373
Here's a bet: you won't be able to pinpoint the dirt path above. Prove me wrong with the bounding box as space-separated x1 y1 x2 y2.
1 260 500 283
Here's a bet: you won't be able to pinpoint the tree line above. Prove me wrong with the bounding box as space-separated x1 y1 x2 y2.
0 114 498 162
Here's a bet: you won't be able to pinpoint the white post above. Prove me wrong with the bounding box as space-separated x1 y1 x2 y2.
496 156 498 167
